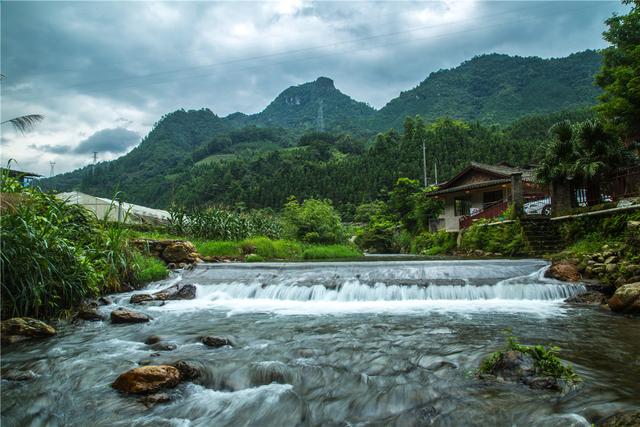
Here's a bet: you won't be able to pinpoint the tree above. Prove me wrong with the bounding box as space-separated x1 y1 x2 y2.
595 0 640 145
536 119 636 204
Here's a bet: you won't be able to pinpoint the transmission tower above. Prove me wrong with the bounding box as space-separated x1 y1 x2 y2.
317 99 325 132
49 161 55 178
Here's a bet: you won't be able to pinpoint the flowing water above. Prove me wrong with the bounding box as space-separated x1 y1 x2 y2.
2 259 639 426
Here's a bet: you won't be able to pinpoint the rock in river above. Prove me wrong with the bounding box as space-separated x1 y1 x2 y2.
608 282 640 315
110 308 152 324
154 284 196 301
173 360 202 380
130 284 197 304
77 303 105 321
201 336 232 348
140 392 172 408
1 317 56 344
112 365 181 394
545 261 581 282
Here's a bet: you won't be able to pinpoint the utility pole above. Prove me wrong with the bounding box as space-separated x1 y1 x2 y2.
434 161 438 185
422 141 427 188
49 161 55 178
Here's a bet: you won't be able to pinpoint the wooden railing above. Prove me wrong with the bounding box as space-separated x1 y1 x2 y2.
459 200 508 230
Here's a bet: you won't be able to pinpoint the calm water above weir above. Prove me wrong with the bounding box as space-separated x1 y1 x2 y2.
2 260 639 426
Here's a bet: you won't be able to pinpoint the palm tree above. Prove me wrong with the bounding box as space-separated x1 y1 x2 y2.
536 119 636 206
1 115 44 133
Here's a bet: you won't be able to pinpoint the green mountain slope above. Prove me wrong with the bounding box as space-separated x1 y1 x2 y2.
375 50 602 130
229 77 376 133
42 50 604 207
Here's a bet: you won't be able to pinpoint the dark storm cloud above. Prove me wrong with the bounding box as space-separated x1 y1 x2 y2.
29 127 139 155
73 127 140 154
0 1 630 176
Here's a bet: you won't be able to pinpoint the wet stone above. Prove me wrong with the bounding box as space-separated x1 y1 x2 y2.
201 336 232 348
140 392 172 408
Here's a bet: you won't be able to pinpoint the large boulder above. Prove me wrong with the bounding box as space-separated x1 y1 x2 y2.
1 318 56 344
545 261 581 282
608 282 640 314
112 365 181 394
77 303 105 321
110 308 152 324
162 242 199 264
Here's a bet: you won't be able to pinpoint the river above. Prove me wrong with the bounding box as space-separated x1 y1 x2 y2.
1 259 639 426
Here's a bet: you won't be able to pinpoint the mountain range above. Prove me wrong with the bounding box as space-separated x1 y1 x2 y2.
43 49 603 205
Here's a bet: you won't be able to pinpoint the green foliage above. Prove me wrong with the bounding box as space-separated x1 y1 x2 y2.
354 214 399 253
479 332 580 383
412 230 457 255
376 50 602 129
282 197 346 244
169 206 283 241
131 253 169 285
596 0 640 143
301 245 361 260
0 175 139 319
460 218 529 256
535 119 636 195
41 52 606 211
188 237 359 261
194 241 242 257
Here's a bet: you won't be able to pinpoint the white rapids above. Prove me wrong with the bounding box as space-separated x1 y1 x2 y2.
139 259 586 316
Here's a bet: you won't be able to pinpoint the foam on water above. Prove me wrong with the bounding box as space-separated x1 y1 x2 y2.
144 261 585 316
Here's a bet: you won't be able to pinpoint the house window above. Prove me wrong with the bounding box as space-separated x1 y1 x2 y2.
454 198 472 216
483 190 503 208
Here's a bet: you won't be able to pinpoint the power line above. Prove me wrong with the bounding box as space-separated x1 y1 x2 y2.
33 3 554 92
11 2 584 105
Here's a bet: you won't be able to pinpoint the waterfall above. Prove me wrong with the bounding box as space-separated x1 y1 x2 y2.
182 260 586 302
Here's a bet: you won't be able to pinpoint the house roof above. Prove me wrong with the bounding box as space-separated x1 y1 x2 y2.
423 161 538 197
437 162 535 191
1 167 42 178
426 178 511 196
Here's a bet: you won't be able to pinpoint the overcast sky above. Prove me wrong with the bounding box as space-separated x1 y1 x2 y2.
1 0 628 176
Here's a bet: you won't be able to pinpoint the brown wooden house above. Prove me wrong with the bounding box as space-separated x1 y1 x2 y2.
425 162 547 231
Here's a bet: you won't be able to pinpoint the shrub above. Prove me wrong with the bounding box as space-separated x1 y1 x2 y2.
282 197 346 244
413 230 457 255
460 219 529 256
245 254 265 262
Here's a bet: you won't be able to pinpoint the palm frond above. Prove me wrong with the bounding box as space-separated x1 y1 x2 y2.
1 115 44 133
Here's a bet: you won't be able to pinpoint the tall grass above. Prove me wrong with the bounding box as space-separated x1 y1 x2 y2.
0 174 145 319
191 237 361 261
131 252 168 285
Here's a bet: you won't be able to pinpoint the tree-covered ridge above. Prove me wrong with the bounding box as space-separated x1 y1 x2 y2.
375 50 602 130
227 77 376 133
41 50 605 206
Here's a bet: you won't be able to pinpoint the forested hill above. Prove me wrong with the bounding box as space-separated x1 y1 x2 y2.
227 77 375 133
375 50 602 130
42 50 603 206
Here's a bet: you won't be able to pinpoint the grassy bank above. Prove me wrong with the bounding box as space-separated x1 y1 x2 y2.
132 231 362 261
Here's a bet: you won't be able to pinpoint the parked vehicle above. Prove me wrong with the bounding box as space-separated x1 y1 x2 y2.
524 197 552 216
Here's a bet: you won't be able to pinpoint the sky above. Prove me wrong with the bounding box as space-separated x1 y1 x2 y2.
0 0 629 176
